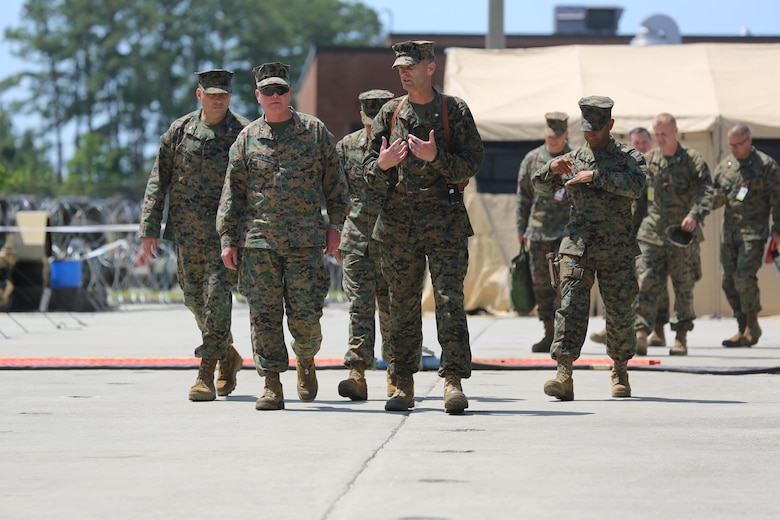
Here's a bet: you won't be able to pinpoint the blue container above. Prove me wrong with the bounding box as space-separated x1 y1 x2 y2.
50 260 83 288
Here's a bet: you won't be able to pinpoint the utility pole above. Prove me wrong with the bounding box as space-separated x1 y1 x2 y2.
486 0 506 49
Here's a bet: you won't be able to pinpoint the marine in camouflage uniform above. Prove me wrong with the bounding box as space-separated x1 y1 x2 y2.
533 96 646 401
336 89 400 402
364 41 485 414
140 69 250 402
217 62 347 411
633 113 715 356
591 127 671 348
712 123 780 348
516 112 572 353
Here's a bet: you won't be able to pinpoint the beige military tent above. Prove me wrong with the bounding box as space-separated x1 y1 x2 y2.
432 43 780 316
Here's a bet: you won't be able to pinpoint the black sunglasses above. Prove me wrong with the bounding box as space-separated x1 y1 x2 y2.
260 86 289 96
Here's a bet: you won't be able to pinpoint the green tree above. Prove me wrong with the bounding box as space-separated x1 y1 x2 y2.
64 132 143 198
0 107 57 195
2 0 382 197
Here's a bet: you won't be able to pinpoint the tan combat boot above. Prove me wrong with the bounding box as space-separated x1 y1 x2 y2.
744 313 762 346
531 319 555 353
648 323 666 347
216 346 243 397
670 330 687 356
255 372 284 410
188 358 218 401
296 358 318 402
589 329 607 344
338 361 367 401
635 329 648 356
386 368 397 398
611 360 631 398
722 315 747 347
385 374 415 411
443 375 469 414
543 356 574 401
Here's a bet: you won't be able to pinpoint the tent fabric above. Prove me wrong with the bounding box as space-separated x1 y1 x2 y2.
444 43 780 143
425 43 780 316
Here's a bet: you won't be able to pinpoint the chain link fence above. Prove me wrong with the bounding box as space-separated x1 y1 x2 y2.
0 195 345 311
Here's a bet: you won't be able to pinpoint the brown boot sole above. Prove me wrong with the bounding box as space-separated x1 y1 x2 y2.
648 335 666 347
385 396 414 411
188 389 216 401
255 398 285 410
216 381 236 397
337 379 367 401
544 381 574 401
444 391 469 414
722 339 750 348
612 386 632 398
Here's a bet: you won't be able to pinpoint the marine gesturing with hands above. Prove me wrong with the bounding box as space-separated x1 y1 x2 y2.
549 157 593 185
377 129 437 170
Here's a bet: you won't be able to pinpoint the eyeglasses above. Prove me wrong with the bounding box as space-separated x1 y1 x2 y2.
259 86 289 97
728 137 750 148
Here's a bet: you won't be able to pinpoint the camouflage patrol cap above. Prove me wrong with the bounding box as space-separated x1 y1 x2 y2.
195 69 234 94
391 40 435 68
252 62 291 89
578 96 614 131
544 112 569 137
359 89 395 125
666 225 694 248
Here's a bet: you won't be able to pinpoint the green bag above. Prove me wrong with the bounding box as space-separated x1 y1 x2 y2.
509 244 536 315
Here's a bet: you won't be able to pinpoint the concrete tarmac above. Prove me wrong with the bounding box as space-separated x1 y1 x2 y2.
1 301 779 520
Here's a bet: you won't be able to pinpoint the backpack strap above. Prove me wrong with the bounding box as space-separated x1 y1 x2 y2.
390 95 407 135
389 94 451 151
441 94 451 153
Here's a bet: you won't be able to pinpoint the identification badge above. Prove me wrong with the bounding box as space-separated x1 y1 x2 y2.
554 188 566 201
736 185 748 201
647 187 655 202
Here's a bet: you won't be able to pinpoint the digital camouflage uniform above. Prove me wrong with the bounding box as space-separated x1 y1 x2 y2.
217 106 347 376
516 140 572 323
534 136 646 363
338 90 395 370
712 147 780 318
140 88 249 362
364 90 485 380
633 144 714 334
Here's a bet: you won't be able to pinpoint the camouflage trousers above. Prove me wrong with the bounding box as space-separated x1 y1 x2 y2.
720 236 764 317
552 252 637 362
176 241 235 360
379 237 471 379
654 285 670 327
634 241 700 333
528 239 562 322
342 241 393 367
237 246 328 375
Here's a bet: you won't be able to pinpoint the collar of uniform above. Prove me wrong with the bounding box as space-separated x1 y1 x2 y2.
258 108 300 139
397 90 442 125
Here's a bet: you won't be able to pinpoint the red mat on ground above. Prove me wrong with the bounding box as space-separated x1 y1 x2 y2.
0 357 660 369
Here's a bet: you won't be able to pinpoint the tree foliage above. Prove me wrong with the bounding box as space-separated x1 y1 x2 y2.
2 0 381 197
0 107 58 196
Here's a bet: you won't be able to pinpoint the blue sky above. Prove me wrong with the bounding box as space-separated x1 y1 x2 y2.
2 0 779 134
3 0 780 81
357 0 780 36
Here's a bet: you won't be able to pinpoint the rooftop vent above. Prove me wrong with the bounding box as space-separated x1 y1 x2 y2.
555 5 623 36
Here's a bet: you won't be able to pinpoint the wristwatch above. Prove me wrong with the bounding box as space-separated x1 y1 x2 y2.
328 223 343 232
